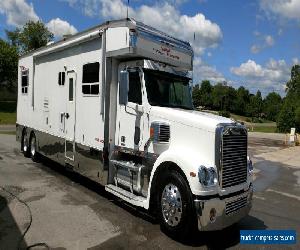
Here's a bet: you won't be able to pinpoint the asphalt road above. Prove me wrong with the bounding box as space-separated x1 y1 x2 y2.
0 133 299 249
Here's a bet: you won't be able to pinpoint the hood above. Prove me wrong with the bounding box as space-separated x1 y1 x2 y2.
150 106 234 132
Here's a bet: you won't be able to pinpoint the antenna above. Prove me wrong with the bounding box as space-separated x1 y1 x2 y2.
127 0 129 19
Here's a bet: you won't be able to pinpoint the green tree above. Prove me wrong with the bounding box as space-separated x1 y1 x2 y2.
199 80 213 107
277 101 296 132
192 84 201 108
234 86 250 115
0 39 19 90
263 92 282 121
247 90 263 118
277 64 300 132
6 21 53 53
212 83 226 110
295 106 300 132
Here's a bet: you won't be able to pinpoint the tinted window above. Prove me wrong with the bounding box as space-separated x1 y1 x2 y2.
21 70 29 94
58 72 61 85
58 72 65 86
82 85 90 95
62 72 65 85
128 71 142 104
22 75 28 87
82 62 99 83
91 84 99 95
69 78 73 101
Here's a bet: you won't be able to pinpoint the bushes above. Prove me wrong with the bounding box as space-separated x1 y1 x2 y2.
218 110 230 118
295 107 300 132
277 102 296 133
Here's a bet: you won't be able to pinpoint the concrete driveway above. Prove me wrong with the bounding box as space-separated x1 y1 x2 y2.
0 133 299 249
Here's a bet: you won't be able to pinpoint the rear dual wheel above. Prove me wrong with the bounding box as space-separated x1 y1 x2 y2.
29 133 39 162
21 131 30 157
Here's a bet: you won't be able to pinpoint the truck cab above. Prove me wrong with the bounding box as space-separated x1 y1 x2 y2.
107 59 253 235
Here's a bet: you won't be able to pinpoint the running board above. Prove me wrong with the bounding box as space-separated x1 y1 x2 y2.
105 184 148 209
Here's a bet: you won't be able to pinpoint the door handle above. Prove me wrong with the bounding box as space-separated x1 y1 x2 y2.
65 113 70 119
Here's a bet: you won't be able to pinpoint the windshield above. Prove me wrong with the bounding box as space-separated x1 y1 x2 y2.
144 69 194 110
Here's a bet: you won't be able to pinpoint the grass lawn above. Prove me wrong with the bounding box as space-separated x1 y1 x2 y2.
0 130 16 135
0 112 16 124
249 125 277 133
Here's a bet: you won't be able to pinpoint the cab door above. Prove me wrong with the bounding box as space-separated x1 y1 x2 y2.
65 71 76 162
116 69 145 151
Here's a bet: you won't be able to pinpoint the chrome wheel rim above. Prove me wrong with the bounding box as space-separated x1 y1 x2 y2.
23 136 27 152
161 183 182 227
30 137 36 156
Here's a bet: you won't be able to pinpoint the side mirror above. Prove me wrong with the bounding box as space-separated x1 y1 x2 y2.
119 70 129 105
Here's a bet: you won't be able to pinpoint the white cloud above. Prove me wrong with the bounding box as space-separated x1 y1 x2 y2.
193 57 226 84
265 35 274 46
250 45 261 54
0 0 39 27
46 18 78 38
230 58 292 94
63 0 222 55
292 57 300 65
231 60 265 77
260 0 300 21
250 34 275 54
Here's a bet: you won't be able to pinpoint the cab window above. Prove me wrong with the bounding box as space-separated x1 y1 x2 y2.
128 71 142 104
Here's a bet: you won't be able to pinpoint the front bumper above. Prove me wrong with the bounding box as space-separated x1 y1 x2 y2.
194 184 253 231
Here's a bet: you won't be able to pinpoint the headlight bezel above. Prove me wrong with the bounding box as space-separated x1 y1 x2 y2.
198 166 218 187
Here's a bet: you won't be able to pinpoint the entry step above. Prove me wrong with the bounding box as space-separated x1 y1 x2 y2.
110 159 143 172
105 184 147 208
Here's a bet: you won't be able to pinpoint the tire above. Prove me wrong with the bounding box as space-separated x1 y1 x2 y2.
21 130 30 157
157 170 197 238
29 133 39 162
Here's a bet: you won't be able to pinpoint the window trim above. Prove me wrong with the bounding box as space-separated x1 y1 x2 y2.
82 61 100 96
21 69 29 95
58 71 65 86
127 70 143 105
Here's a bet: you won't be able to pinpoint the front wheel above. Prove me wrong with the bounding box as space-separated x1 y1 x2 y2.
158 170 197 237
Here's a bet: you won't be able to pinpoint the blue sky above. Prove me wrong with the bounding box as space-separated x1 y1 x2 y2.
1 0 300 96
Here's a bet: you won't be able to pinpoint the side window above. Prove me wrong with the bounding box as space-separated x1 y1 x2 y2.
58 72 65 86
21 69 29 94
69 78 74 101
82 62 100 95
128 71 142 104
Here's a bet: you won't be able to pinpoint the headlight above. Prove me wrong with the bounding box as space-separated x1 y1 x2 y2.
198 166 218 186
247 156 253 174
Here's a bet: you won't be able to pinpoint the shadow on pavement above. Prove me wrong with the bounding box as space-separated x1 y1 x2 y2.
38 155 156 224
0 193 27 249
36 156 267 249
170 215 267 249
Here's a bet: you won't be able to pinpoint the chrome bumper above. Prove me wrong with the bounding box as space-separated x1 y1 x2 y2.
194 184 253 231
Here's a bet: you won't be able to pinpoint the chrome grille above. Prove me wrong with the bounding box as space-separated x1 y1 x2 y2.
225 196 247 215
221 126 247 188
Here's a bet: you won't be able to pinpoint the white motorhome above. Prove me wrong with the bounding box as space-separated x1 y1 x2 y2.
16 18 253 235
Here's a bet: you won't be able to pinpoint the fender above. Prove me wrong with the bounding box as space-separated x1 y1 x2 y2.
145 147 218 209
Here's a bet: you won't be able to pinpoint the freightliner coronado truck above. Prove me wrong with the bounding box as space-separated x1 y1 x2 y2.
16 18 253 235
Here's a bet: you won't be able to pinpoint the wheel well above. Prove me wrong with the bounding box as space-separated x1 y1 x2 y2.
29 130 35 140
149 161 191 214
21 127 27 146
